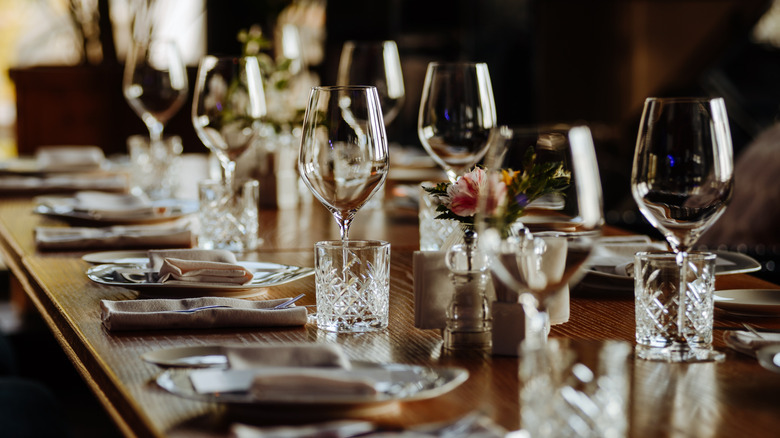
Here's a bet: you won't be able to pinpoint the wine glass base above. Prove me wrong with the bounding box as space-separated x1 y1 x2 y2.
636 343 725 363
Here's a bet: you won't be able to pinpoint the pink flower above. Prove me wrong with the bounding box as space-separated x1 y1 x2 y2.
446 168 506 217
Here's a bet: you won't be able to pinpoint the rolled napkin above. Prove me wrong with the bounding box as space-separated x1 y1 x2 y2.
100 297 307 331
35 145 105 172
34 223 193 250
148 249 254 285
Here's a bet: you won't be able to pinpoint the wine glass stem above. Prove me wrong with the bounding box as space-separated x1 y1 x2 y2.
519 292 548 350
676 250 689 344
223 160 236 189
339 218 352 241
445 168 459 184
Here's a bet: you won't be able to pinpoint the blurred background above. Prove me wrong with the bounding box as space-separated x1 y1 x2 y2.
2 1 780 436
2 0 780 234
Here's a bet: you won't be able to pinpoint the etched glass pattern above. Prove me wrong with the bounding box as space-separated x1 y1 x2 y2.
315 240 390 332
520 339 631 438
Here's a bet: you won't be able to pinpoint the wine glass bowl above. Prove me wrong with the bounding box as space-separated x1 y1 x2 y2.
418 62 497 182
192 56 267 187
631 97 734 254
337 40 405 127
123 39 188 142
298 85 389 240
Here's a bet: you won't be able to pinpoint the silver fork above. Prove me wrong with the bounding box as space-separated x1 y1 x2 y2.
173 293 306 314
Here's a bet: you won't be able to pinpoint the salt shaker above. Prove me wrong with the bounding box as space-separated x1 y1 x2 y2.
443 229 492 350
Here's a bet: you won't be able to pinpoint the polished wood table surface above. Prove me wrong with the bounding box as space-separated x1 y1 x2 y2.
1 196 779 437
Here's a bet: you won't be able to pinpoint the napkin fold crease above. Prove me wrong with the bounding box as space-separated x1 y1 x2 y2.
100 297 307 331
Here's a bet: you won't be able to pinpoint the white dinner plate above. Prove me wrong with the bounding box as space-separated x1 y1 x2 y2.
34 197 198 225
82 250 151 264
714 289 780 316
86 261 314 298
756 345 780 373
579 250 762 293
156 361 468 408
142 345 229 368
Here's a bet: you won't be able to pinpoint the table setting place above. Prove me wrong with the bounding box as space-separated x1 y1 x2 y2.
6 32 780 438
0 145 130 194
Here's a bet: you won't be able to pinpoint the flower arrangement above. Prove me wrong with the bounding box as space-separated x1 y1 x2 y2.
423 148 571 234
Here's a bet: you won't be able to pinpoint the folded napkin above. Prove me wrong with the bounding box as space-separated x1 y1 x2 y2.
148 249 254 285
36 191 156 219
34 223 193 250
100 297 307 331
225 343 351 370
725 330 780 356
589 236 668 277
36 146 105 172
0 173 128 194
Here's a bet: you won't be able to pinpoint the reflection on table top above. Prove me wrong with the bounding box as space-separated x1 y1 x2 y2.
0 196 779 437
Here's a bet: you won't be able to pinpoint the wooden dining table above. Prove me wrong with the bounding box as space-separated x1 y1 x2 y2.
1 177 779 437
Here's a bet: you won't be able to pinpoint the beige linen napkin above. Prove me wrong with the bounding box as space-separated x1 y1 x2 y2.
100 297 307 331
35 146 105 172
225 343 351 369
36 191 155 219
34 224 193 250
148 249 254 285
0 173 128 193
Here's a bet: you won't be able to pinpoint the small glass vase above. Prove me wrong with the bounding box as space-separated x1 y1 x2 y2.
443 229 492 350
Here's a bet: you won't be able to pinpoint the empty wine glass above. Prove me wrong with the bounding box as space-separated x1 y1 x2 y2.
298 85 389 240
123 39 188 144
337 40 405 127
631 97 734 362
192 55 267 189
632 97 734 256
418 62 497 183
477 125 604 347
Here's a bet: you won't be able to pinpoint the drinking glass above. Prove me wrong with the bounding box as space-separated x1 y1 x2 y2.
631 97 734 255
192 56 267 189
631 97 734 362
418 62 496 183
337 40 405 127
123 39 188 144
298 85 389 240
477 125 604 347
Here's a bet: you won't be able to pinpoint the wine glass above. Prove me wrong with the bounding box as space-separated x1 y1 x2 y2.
632 97 734 256
123 39 188 143
337 40 405 127
192 55 267 189
418 62 497 183
298 85 389 240
631 97 734 362
477 125 604 347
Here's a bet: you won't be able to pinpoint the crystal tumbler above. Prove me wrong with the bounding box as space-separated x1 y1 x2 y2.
634 251 723 362
315 240 390 332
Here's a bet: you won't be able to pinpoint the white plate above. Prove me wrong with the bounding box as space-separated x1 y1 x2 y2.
34 198 198 225
579 250 762 293
83 250 150 264
714 289 780 316
86 261 314 298
156 361 468 407
756 345 780 373
142 345 229 368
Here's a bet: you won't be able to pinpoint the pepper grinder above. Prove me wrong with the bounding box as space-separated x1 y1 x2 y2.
443 229 492 350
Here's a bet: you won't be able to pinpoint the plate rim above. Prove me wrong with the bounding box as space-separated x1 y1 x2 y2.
714 288 780 315
155 361 469 406
34 197 198 225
